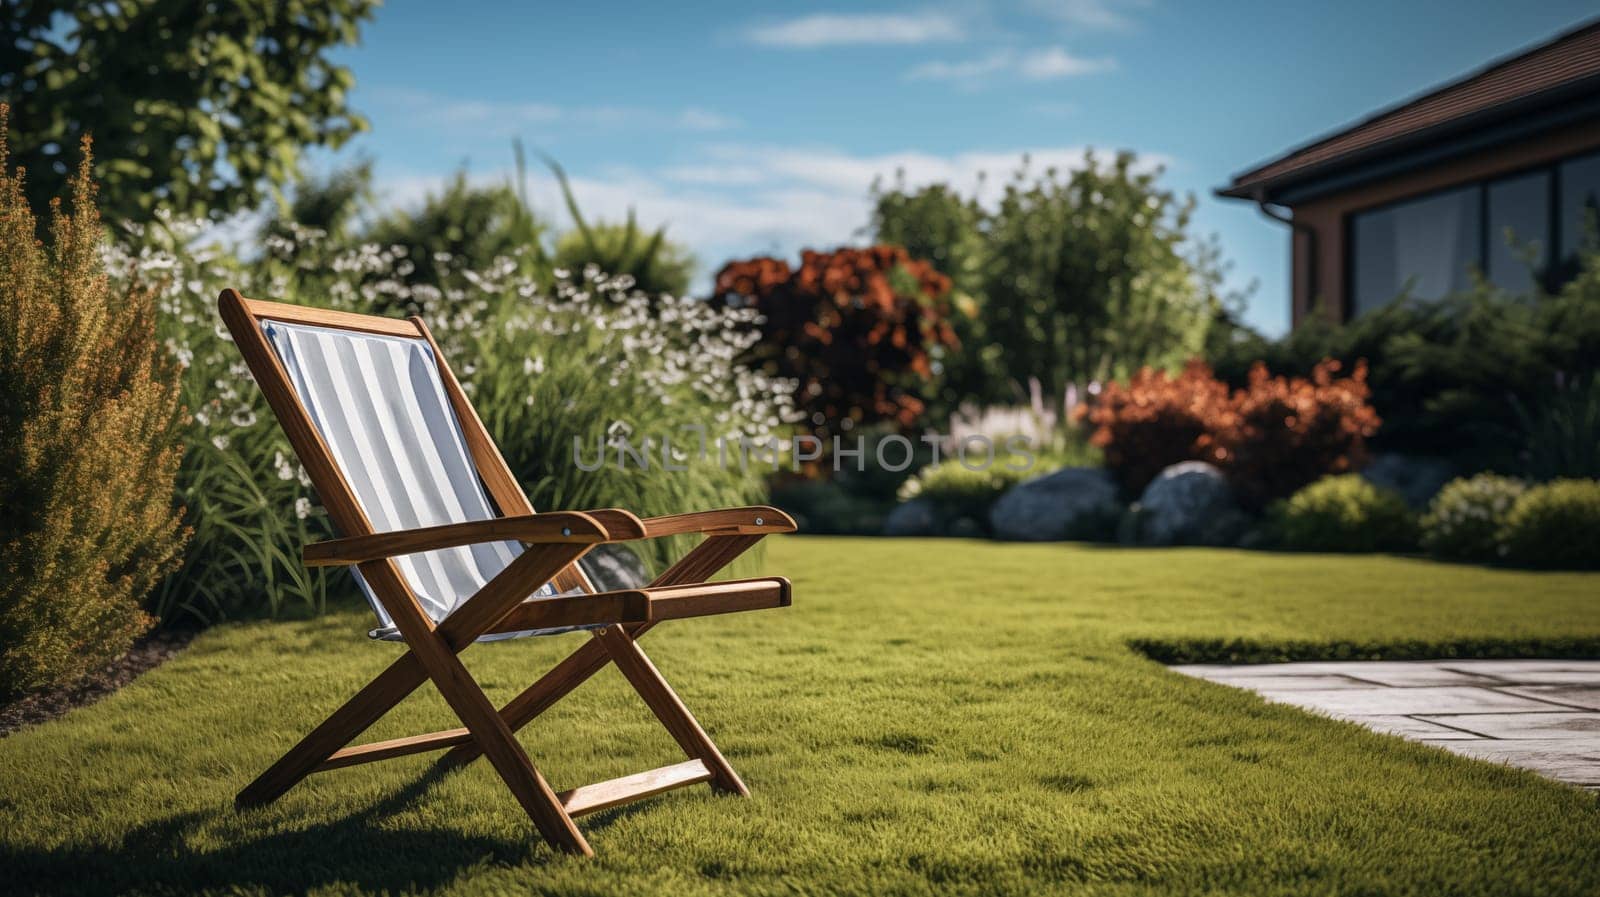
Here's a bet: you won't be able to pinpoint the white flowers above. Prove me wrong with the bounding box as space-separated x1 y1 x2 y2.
294 497 313 520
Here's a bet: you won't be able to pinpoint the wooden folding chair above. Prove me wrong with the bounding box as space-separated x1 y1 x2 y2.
218 289 794 856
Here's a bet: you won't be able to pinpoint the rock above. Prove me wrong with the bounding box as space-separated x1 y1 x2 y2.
988 467 1121 541
1361 453 1456 509
578 542 650 591
883 497 940 537
1130 461 1247 547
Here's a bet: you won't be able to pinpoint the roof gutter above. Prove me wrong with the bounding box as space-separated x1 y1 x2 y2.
1250 191 1316 320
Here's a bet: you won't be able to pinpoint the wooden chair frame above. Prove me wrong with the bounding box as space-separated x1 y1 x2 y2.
219 289 795 856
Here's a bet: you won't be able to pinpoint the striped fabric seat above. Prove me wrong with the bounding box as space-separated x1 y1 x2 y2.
261 320 581 640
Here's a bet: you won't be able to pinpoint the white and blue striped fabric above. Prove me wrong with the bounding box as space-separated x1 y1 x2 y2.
261 320 582 641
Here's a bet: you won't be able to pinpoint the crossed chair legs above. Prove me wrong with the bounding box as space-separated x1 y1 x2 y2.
236 533 769 857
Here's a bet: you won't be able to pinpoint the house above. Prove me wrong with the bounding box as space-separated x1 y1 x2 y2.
1219 18 1600 325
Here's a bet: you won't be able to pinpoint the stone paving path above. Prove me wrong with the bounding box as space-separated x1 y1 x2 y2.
1171 659 1600 789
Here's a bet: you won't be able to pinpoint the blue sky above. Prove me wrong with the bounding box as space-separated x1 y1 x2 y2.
325 1 1598 334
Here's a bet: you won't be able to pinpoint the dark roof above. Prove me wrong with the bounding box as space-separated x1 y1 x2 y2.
1220 17 1600 202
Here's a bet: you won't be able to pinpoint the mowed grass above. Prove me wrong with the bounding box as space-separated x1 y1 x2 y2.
4 538 1600 896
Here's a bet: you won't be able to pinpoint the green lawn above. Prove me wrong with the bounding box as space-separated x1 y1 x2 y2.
5 538 1600 896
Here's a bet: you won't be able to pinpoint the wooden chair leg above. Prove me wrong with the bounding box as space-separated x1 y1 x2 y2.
239 544 589 811
437 534 766 771
406 626 592 856
237 651 430 808
437 634 619 770
595 626 748 796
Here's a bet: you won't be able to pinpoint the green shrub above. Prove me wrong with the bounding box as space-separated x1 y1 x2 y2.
1420 474 1527 562
899 463 1032 520
1210 270 1600 469
769 479 891 535
1271 475 1416 553
0 122 188 698
546 157 695 299
441 271 791 576
1511 374 1600 480
1498 479 1600 569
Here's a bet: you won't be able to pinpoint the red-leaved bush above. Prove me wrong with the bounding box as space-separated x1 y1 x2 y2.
1082 359 1380 505
1226 360 1381 507
713 245 959 437
1083 361 1234 494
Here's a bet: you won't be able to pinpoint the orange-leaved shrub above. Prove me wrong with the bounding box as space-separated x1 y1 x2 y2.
1082 360 1235 493
712 245 959 439
0 107 189 700
1226 360 1380 508
1082 358 1380 506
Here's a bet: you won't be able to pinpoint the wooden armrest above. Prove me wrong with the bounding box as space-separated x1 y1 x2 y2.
485 577 792 634
572 505 796 540
303 512 609 567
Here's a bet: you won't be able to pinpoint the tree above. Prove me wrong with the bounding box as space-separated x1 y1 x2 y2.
983 152 1222 403
0 0 377 226
869 176 1001 410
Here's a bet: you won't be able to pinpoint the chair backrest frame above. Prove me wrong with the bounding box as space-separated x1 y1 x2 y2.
218 289 594 637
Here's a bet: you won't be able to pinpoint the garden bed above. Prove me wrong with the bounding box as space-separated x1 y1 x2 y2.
3 538 1598 896
0 629 195 737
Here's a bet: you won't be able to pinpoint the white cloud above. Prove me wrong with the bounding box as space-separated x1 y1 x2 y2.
906 52 1012 82
368 87 739 136
675 108 740 131
1018 47 1116 79
374 143 1170 292
746 12 964 48
1025 0 1151 31
907 46 1114 85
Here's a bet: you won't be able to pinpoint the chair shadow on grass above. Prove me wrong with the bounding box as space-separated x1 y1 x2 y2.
5 760 654 896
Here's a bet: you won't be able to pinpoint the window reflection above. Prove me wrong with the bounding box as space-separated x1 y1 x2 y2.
1351 186 1479 314
1559 153 1600 280
1486 171 1549 294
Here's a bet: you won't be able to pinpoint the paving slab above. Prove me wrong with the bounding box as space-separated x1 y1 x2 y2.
1326 714 1485 740
1414 712 1600 740
1174 660 1462 677
1443 740 1600 786
1438 660 1600 675
1254 686 1555 716
1496 685 1600 711
1184 673 1378 690
1322 668 1503 687
1170 658 1600 787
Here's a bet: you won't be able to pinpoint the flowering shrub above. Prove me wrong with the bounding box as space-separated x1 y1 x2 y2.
1420 474 1527 562
0 123 187 698
1270 475 1416 553
1226 360 1381 508
115 224 795 623
1498 479 1600 569
1082 361 1233 493
713 245 959 441
1083 359 1379 504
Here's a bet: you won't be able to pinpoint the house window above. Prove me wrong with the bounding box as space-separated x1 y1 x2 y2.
1346 148 1600 317
1559 152 1600 279
1486 171 1550 295
1350 185 1480 315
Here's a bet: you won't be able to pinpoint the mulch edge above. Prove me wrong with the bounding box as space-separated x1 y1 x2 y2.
0 628 198 737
